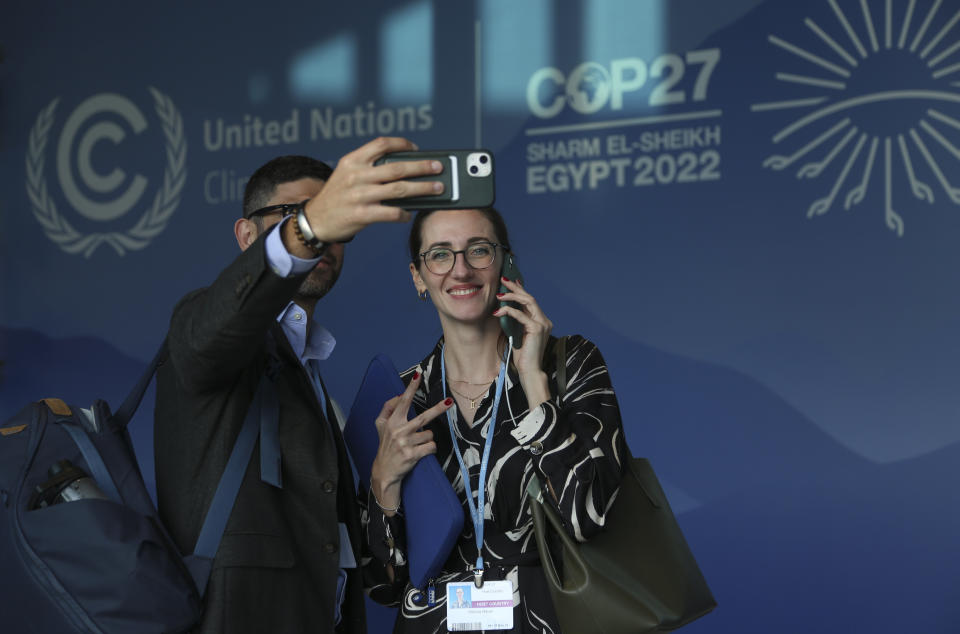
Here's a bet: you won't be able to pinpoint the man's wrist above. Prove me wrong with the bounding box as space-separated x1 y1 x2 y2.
292 202 328 256
277 216 320 263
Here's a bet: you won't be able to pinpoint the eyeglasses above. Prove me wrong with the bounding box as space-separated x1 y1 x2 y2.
418 241 507 275
246 199 309 220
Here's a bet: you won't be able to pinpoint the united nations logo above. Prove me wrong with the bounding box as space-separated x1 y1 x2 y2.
751 0 960 237
25 88 187 256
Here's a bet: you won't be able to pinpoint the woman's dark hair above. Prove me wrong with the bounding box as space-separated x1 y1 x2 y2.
408 207 511 266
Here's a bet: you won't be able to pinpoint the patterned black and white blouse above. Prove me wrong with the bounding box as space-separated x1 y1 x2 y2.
364 335 627 633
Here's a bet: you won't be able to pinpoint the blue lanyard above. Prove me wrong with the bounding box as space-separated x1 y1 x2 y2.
440 344 507 587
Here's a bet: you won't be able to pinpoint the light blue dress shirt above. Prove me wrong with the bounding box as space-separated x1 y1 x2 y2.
264 218 352 624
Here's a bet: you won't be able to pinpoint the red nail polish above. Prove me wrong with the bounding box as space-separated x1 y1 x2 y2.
444 397 453 406
413 371 420 380
501 276 509 282
492 309 501 315
496 292 505 298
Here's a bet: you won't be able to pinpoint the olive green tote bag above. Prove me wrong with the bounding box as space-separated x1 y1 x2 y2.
527 337 716 633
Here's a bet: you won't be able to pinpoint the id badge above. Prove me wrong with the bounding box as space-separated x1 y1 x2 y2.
446 580 513 631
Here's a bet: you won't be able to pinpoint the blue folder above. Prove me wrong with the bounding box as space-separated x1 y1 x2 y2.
344 354 464 589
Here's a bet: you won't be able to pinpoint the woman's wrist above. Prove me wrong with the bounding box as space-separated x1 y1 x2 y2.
370 470 403 516
519 369 550 409
371 489 400 514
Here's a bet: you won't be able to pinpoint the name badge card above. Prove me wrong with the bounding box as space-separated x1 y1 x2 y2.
446 580 513 631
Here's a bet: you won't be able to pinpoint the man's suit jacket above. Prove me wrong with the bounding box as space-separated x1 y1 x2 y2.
154 234 365 634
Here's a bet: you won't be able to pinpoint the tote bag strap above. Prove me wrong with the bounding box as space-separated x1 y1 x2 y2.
554 336 567 402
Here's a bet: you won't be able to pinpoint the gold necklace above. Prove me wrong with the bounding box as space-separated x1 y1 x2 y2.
449 374 498 386
448 383 492 409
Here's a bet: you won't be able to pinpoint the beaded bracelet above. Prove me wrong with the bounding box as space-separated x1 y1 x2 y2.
372 489 401 514
292 203 327 256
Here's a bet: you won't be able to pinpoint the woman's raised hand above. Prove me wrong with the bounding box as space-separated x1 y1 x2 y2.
369 370 453 515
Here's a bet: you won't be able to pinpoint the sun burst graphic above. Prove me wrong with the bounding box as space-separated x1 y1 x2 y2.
751 0 960 236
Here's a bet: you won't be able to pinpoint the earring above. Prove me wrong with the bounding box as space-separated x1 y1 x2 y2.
418 289 428 301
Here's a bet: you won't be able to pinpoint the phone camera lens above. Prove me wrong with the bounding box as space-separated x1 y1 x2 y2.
469 165 478 174
480 155 489 164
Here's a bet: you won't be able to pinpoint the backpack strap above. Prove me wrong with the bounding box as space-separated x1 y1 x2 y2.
111 339 169 429
105 337 282 598
183 374 278 596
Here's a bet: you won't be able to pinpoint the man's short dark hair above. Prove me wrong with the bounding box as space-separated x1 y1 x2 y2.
242 155 333 220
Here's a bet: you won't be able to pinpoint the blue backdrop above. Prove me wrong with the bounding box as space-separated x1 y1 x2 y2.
3 1 959 632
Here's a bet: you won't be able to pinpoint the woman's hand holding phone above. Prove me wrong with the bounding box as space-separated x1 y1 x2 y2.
494 274 553 409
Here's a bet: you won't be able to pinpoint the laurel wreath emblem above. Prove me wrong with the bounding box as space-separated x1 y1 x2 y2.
25 87 187 257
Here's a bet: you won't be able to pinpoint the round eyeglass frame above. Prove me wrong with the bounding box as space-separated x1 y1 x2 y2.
418 241 508 275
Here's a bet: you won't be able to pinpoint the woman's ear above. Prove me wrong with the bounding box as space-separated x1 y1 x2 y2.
409 262 427 295
235 218 259 250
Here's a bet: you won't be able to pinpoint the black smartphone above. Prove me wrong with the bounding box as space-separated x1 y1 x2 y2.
375 149 495 210
499 252 524 348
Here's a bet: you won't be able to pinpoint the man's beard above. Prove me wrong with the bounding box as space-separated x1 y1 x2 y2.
295 267 340 301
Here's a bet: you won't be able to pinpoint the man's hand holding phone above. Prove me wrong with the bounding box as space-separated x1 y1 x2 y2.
375 149 495 210
299 137 445 245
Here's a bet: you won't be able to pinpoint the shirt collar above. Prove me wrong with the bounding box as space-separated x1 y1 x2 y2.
276 301 336 363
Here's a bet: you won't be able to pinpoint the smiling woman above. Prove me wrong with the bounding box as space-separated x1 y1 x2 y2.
362 207 629 634
409 211 507 331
